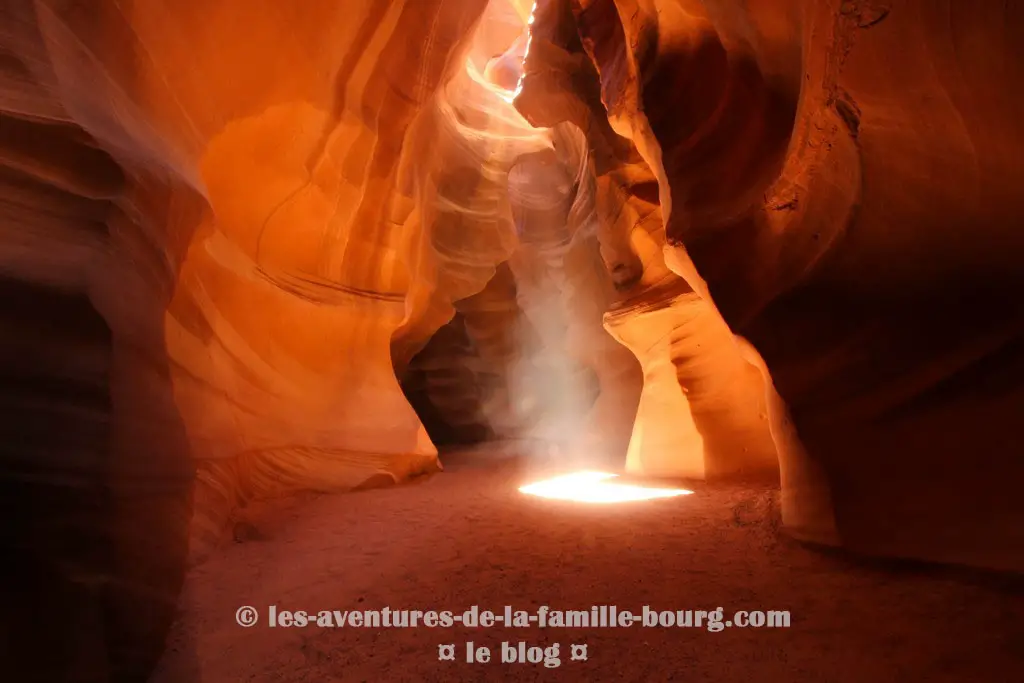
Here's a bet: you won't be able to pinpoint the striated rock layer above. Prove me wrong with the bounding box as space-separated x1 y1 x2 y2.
1 0 504 679
554 0 1024 571
513 0 779 481
2 0 1023 680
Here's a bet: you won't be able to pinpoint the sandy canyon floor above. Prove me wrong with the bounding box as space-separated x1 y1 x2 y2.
153 445 1023 682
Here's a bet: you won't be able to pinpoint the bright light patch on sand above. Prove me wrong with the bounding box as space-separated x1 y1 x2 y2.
519 471 693 503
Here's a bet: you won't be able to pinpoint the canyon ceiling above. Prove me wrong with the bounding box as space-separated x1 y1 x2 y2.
2 0 1022 680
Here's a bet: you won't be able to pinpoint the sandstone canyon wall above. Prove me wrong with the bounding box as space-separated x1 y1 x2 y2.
548 0 1024 570
1 0 499 679
2 0 1023 680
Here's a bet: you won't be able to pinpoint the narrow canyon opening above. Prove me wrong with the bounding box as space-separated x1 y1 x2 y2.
395 0 781 487
2 1 1023 682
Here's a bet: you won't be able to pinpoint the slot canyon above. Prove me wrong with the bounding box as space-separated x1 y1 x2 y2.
1 0 1022 681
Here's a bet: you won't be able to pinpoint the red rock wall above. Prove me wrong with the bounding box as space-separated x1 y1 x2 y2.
1 0 492 678
3 0 1022 679
562 0 1024 571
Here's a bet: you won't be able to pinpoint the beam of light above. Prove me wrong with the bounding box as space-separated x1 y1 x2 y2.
501 1 538 103
518 471 693 503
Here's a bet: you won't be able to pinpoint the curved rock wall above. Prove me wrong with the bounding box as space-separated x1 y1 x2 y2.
3 1 1023 679
561 0 1024 571
1 0 500 678
514 0 779 481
